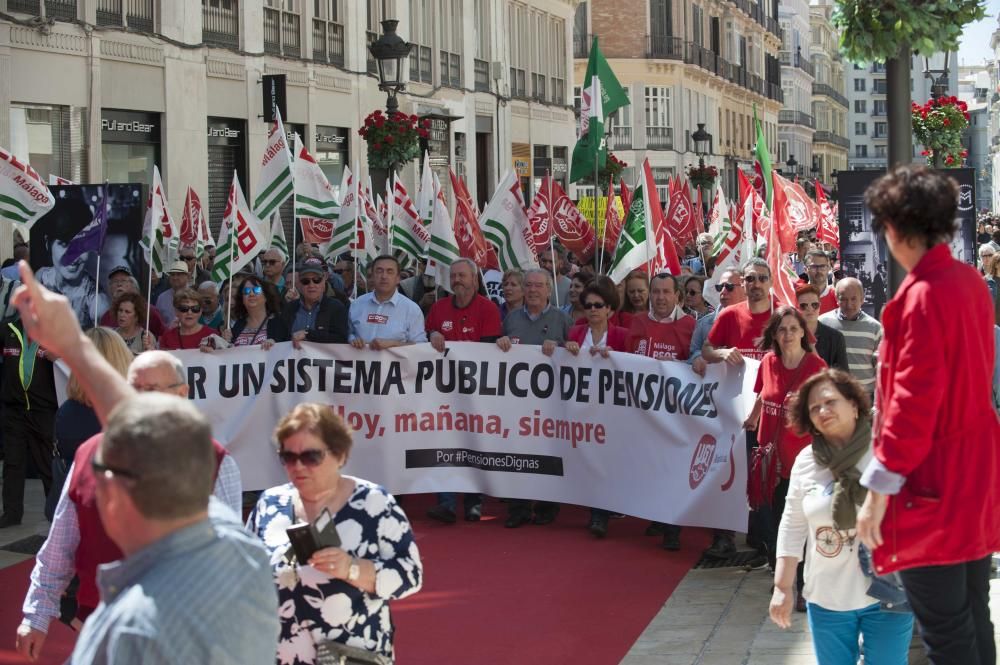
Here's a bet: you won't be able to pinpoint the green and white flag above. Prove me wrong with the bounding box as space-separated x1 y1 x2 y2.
481 170 539 272
608 161 657 283
0 146 54 240
416 151 435 227
390 176 430 261
325 163 362 260
291 135 340 222
140 165 180 274
570 37 629 183
707 187 731 257
269 209 288 258
253 110 294 221
212 171 269 282
425 172 461 292
753 105 774 210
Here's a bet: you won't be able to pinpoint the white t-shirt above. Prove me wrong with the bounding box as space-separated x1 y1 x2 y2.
580 328 607 352
776 446 879 612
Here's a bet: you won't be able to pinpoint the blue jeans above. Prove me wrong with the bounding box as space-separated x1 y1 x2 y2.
436 492 481 511
807 601 913 665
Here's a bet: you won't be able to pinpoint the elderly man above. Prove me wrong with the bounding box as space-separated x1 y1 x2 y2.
978 243 995 274
538 244 571 307
424 258 503 523
818 277 882 397
802 249 838 314
153 260 191 326
17 350 244 658
349 255 426 350
279 257 349 347
10 263 277 664
98 267 166 336
179 245 211 287
259 248 287 297
198 281 224 329
496 269 572 528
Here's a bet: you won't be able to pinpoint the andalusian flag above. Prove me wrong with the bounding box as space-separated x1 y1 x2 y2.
269 209 288 258
425 172 461 292
608 161 658 283
416 151 434 227
390 176 429 261
0 146 55 238
140 166 179 274
253 110 294 220
211 172 268 282
752 106 773 209
481 170 538 271
570 37 629 183
291 135 340 223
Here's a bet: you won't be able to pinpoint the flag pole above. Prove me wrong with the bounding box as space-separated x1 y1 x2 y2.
546 172 560 309
593 160 600 275
598 175 612 275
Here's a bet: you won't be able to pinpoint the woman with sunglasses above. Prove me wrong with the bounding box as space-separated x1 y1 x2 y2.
683 275 714 320
158 288 218 350
796 284 848 371
564 281 629 538
249 403 422 664
219 275 290 350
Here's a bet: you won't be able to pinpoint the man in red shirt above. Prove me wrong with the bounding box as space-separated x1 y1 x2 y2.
627 273 695 550
627 273 695 361
703 258 773 364
802 249 838 314
424 258 502 524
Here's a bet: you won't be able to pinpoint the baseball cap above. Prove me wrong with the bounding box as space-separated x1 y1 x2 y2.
109 265 133 278
166 260 189 275
296 257 326 277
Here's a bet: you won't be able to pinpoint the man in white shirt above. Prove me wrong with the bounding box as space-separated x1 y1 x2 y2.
349 255 427 349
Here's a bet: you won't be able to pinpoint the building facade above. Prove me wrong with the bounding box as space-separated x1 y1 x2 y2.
0 0 577 254
777 0 814 177
808 0 848 189
990 18 1000 213
572 0 783 203
957 65 991 212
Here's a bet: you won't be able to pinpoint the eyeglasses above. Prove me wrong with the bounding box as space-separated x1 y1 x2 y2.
243 285 263 296
176 305 202 313
714 283 737 293
743 275 770 284
91 457 139 481
581 301 607 310
299 277 324 285
277 448 327 467
799 301 821 310
806 264 830 271
261 259 282 265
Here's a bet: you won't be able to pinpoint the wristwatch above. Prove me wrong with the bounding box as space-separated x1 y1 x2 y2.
347 557 360 582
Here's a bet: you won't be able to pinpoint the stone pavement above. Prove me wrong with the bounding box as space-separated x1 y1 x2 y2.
2 480 1000 664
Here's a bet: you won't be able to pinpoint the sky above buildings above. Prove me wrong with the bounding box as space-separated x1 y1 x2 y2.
958 0 1000 66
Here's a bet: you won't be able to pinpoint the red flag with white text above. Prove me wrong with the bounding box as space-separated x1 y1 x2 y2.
815 183 840 251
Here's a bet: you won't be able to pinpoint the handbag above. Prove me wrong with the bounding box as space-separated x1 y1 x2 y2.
315 640 391 665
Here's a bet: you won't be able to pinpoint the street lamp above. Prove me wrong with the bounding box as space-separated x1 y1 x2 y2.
811 158 820 180
923 52 951 101
786 154 798 177
691 123 714 213
368 19 414 114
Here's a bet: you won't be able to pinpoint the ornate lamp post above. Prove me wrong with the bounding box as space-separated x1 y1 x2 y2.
368 20 414 114
786 154 798 178
691 123 714 215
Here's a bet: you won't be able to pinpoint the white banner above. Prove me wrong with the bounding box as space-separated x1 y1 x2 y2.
62 343 758 531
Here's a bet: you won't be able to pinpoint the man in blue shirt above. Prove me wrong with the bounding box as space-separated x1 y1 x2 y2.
349 255 427 349
279 258 349 347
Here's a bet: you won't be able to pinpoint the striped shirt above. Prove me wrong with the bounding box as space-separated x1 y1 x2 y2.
819 309 882 393
69 499 279 665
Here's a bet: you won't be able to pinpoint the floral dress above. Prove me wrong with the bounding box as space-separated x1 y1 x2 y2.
249 479 422 664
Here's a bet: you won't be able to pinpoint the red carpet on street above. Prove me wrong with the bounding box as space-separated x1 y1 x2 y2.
0 496 708 665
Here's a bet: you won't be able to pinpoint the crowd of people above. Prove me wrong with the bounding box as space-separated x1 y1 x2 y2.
0 164 996 664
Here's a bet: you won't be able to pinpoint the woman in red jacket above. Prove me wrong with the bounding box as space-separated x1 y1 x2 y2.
565 280 628 538
857 165 1000 665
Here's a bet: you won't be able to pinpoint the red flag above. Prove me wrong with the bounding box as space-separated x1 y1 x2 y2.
449 168 493 269
693 186 705 237
526 178 555 251
619 177 632 213
815 183 840 250
738 169 769 239
647 162 682 275
772 171 821 241
300 218 335 245
179 187 202 246
603 179 624 256
769 171 806 307
665 178 697 251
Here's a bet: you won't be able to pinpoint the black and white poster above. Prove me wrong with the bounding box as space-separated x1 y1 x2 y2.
836 168 976 319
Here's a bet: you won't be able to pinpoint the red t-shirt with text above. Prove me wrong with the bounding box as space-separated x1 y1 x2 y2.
819 288 838 315
627 314 696 361
707 303 773 360
425 294 503 342
753 351 828 477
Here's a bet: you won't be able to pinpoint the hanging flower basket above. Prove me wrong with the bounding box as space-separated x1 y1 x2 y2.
578 152 628 187
911 96 970 168
687 163 718 189
358 110 429 170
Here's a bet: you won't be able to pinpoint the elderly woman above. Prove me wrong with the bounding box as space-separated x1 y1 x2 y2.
249 404 422 664
499 269 524 320
219 275 290 349
110 291 155 355
744 305 827 568
770 369 913 664
620 270 649 320
158 288 218 350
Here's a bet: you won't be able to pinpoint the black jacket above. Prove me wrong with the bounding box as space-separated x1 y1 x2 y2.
815 321 849 373
279 297 349 344
229 314 291 343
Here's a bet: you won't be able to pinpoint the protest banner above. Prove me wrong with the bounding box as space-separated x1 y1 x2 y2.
58 343 756 531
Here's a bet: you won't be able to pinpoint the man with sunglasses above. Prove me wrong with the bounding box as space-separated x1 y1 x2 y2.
348 255 427 350
179 245 211 288
259 248 287 298
802 249 838 314
279 257 349 348
17 350 244 661
153 260 191 326
703 258 774 366
689 267 747 378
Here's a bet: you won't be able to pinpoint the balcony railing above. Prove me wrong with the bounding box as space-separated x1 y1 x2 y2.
263 8 300 58
779 110 816 128
203 1 240 48
871 108 887 117
811 83 848 108
441 50 461 88
312 19 345 67
609 126 632 150
646 127 674 150
872 80 887 95
474 59 490 92
647 34 683 60
550 77 565 104
409 44 432 84
685 41 722 76
779 50 815 77
813 131 850 149
11 0 78 18
767 82 784 103
97 0 153 31
573 32 590 59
